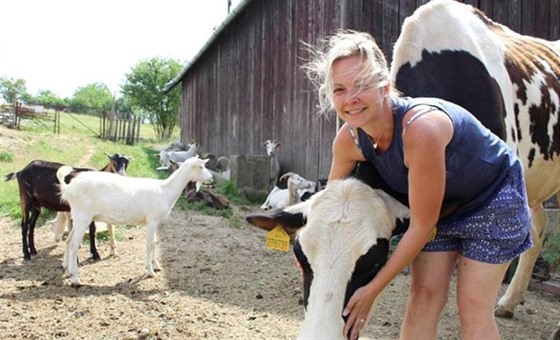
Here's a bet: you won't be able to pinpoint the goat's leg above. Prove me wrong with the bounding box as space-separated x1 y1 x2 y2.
145 222 159 277
21 216 31 261
27 208 41 257
62 226 74 275
88 222 100 261
108 224 117 256
152 232 161 272
496 204 547 318
66 219 89 287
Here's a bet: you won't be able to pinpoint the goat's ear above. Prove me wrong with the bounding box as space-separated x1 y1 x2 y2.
105 152 112 158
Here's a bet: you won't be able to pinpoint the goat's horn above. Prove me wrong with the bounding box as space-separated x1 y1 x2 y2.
280 172 296 182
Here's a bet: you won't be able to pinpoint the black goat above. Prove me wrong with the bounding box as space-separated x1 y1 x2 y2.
4 153 131 260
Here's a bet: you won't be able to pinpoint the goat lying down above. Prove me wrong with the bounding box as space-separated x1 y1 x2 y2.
247 178 409 339
260 172 316 210
57 156 213 286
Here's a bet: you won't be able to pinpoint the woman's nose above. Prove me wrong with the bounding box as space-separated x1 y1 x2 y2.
344 90 359 104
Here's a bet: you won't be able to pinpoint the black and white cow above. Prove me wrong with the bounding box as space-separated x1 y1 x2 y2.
389 0 559 319
247 177 409 339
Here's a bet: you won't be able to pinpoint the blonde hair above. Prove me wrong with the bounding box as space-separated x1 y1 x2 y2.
301 29 396 116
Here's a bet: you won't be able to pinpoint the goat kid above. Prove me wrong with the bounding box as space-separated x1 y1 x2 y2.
247 178 409 339
57 156 212 286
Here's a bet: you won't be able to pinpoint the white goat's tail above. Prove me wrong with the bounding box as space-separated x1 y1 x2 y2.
56 165 74 192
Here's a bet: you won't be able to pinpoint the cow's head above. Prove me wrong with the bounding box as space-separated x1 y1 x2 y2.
247 178 409 339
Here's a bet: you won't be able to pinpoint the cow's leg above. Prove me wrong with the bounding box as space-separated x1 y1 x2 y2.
495 204 547 318
551 320 560 340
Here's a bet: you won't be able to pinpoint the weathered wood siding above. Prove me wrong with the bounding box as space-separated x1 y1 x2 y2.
179 0 559 182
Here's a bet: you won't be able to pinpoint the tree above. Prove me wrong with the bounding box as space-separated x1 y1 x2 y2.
68 82 112 115
0 76 28 104
121 57 182 140
33 90 68 108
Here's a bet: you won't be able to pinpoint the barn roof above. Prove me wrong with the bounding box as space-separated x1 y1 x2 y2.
163 0 253 93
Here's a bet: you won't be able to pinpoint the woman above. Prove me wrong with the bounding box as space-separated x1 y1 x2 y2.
302 30 532 340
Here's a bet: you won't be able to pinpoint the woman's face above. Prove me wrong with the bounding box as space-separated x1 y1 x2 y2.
331 55 386 128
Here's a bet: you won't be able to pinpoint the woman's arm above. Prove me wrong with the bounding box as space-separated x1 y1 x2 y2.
328 122 366 181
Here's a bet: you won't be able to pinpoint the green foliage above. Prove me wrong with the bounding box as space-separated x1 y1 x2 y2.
543 233 560 273
0 151 14 163
0 76 28 103
176 196 233 218
216 181 251 205
68 82 113 115
121 57 182 140
31 89 68 108
95 228 122 242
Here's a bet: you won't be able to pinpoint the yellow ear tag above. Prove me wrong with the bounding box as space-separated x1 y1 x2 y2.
428 226 438 242
266 225 290 252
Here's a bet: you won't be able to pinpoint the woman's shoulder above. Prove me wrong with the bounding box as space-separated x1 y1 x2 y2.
334 123 366 161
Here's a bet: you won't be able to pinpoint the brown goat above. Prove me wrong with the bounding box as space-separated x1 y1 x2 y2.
184 181 230 210
4 153 131 260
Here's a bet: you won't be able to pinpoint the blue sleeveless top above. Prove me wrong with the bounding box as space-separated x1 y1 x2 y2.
354 96 518 218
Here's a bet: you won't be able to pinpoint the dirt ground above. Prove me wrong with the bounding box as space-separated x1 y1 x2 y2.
0 205 558 340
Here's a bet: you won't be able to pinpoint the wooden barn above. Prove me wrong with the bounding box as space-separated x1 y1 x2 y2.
164 0 559 183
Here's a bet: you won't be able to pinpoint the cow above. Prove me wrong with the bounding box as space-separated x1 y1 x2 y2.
389 0 559 319
247 176 410 339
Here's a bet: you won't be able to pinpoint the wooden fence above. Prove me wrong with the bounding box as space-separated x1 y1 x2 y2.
100 111 141 145
0 102 59 132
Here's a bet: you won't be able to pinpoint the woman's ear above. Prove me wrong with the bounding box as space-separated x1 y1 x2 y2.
383 84 391 98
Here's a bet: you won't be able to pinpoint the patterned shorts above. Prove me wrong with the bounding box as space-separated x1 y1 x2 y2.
422 165 532 264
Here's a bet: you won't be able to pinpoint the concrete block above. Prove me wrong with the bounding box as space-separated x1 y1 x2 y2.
230 154 270 200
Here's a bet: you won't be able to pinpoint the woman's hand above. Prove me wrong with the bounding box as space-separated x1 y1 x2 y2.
342 284 379 340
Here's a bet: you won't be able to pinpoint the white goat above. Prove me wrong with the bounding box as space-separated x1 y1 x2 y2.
158 142 199 169
49 153 132 256
57 156 213 286
247 178 410 339
263 139 280 190
260 172 316 210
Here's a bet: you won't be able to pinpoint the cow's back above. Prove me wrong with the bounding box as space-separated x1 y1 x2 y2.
390 0 559 205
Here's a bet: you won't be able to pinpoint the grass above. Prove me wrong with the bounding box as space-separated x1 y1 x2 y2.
543 233 560 273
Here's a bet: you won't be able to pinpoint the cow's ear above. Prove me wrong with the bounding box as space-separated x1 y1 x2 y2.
246 215 279 231
246 210 306 236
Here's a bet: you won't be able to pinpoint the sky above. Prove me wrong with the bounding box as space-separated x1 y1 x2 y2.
0 0 242 99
